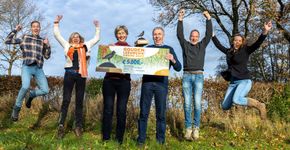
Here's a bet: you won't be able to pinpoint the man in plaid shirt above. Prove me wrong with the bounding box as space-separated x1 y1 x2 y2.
5 21 51 121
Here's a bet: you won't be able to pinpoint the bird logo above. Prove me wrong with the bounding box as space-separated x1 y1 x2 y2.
102 51 116 62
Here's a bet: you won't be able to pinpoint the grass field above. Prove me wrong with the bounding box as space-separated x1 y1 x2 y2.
0 77 289 149
0 100 289 150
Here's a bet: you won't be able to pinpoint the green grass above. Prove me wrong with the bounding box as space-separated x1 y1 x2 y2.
0 114 289 150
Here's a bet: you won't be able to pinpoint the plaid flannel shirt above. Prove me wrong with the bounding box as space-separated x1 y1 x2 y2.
5 30 51 68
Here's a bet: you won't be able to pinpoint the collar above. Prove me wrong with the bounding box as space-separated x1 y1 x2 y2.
29 34 40 39
115 41 129 46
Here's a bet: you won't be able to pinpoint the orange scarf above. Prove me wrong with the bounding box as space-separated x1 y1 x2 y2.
67 44 88 78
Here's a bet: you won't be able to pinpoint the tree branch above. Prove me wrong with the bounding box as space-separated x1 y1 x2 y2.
211 0 232 43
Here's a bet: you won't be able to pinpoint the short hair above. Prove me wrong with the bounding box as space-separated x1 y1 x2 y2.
31 20 40 27
152 27 164 35
68 32 84 44
114 25 128 39
189 29 200 39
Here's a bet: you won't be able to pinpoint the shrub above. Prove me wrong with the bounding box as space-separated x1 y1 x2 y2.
267 82 290 122
85 78 103 97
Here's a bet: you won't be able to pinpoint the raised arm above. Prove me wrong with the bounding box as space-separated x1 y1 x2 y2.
212 35 229 54
84 20 100 58
42 38 51 59
247 21 272 54
53 15 69 48
177 9 186 47
5 25 22 44
85 20 100 49
201 11 213 46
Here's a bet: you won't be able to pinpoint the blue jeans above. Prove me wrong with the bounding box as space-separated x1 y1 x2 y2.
15 64 49 108
182 73 204 129
137 82 168 144
222 78 252 110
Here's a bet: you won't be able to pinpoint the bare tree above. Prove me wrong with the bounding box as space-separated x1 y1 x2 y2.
260 0 290 43
0 0 48 75
150 0 260 43
150 0 290 82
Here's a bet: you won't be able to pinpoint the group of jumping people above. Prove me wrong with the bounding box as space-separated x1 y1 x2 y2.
5 9 271 144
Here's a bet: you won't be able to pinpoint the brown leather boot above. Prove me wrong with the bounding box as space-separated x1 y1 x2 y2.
74 127 83 137
247 97 267 120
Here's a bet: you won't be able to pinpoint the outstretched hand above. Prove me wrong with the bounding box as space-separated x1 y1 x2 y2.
15 24 22 31
264 21 272 31
178 9 185 21
93 20 100 28
54 15 63 23
203 11 211 20
43 38 50 46
263 21 272 35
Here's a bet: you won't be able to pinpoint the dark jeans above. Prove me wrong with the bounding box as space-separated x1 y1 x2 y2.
59 71 86 128
137 82 168 144
102 78 131 143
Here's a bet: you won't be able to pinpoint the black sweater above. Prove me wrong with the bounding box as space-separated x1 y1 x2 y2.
142 44 181 85
177 19 212 71
212 34 267 79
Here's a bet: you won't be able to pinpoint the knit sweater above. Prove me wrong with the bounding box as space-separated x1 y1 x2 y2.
177 19 212 71
212 33 267 79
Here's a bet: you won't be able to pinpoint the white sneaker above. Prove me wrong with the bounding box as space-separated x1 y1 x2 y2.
192 128 199 140
184 128 193 141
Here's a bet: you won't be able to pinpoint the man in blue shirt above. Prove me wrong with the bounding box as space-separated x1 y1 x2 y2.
137 27 181 145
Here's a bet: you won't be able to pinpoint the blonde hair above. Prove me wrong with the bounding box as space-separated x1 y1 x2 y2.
68 32 84 44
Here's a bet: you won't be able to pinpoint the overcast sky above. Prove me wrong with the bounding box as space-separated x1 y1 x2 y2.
9 0 225 79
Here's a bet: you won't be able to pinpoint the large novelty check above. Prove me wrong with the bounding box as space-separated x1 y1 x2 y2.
96 45 169 76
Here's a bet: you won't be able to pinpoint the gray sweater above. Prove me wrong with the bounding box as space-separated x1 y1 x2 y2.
177 19 212 71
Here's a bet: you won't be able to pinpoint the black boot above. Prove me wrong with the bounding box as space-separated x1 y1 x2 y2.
25 92 34 108
11 106 21 121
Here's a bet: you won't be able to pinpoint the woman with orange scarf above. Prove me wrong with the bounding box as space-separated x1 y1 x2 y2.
53 15 100 139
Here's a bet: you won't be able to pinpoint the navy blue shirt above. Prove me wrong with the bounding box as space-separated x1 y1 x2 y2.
142 44 181 85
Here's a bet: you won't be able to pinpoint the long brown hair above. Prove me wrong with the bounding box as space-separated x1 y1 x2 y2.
232 34 246 46
229 34 247 53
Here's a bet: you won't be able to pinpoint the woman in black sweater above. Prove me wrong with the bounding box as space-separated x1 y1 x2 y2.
212 21 272 120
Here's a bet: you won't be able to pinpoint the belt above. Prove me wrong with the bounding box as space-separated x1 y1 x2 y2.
65 69 79 74
184 71 204 74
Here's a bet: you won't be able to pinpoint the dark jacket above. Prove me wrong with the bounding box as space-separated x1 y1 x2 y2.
212 34 267 79
177 19 212 71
